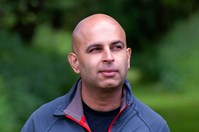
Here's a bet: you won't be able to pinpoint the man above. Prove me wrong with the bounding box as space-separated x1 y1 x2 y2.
22 14 170 132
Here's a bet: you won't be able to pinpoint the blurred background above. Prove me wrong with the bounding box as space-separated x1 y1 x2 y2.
0 0 199 131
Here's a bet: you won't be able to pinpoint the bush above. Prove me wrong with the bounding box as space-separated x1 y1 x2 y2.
0 30 77 131
157 11 199 92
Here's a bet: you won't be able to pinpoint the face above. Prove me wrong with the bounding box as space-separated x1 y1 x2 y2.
68 17 131 89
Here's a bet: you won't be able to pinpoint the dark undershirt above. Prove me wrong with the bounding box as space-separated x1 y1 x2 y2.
83 101 120 132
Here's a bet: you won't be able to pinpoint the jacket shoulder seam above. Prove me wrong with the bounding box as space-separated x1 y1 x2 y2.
129 106 152 132
46 118 61 132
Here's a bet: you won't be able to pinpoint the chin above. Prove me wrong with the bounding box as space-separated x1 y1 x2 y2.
100 79 122 89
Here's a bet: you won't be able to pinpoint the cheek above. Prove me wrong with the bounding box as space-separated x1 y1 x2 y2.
79 58 98 73
118 55 129 70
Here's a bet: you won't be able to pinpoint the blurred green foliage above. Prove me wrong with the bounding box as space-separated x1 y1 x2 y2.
1 0 199 49
0 0 199 131
130 11 199 132
157 12 199 92
0 29 77 131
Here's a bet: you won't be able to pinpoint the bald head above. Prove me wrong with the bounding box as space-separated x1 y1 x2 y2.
68 14 131 89
72 14 126 53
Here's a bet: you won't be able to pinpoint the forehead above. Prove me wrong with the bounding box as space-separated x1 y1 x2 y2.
88 21 124 39
72 15 126 52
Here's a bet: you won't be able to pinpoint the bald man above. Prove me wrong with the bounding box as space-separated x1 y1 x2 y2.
22 14 170 132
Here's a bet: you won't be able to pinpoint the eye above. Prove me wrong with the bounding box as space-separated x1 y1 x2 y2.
86 44 103 54
88 47 102 53
111 44 123 51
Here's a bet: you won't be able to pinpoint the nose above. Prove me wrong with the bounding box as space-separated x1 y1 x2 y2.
102 48 114 63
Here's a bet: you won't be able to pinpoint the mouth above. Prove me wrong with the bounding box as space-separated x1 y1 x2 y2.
99 69 118 77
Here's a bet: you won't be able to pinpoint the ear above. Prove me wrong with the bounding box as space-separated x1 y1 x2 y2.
68 52 80 73
127 48 132 69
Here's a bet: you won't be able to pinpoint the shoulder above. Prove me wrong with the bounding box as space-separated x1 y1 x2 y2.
34 95 66 117
129 97 170 132
21 94 68 132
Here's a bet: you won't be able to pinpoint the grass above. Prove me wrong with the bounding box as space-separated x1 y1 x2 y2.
132 85 199 132
127 10 199 132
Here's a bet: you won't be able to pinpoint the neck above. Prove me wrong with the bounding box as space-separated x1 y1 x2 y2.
81 83 123 112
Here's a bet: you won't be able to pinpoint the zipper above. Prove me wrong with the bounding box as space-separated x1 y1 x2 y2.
108 104 129 132
65 115 91 132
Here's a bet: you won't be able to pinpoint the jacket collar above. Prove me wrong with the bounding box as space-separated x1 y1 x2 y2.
64 80 84 121
53 79 134 119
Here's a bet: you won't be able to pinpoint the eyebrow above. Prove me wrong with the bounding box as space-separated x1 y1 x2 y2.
111 40 125 46
85 44 102 53
85 40 125 53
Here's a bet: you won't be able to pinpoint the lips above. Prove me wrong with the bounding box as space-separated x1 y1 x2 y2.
99 69 118 77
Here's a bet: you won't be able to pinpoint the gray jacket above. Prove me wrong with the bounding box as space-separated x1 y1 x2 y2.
21 79 170 132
